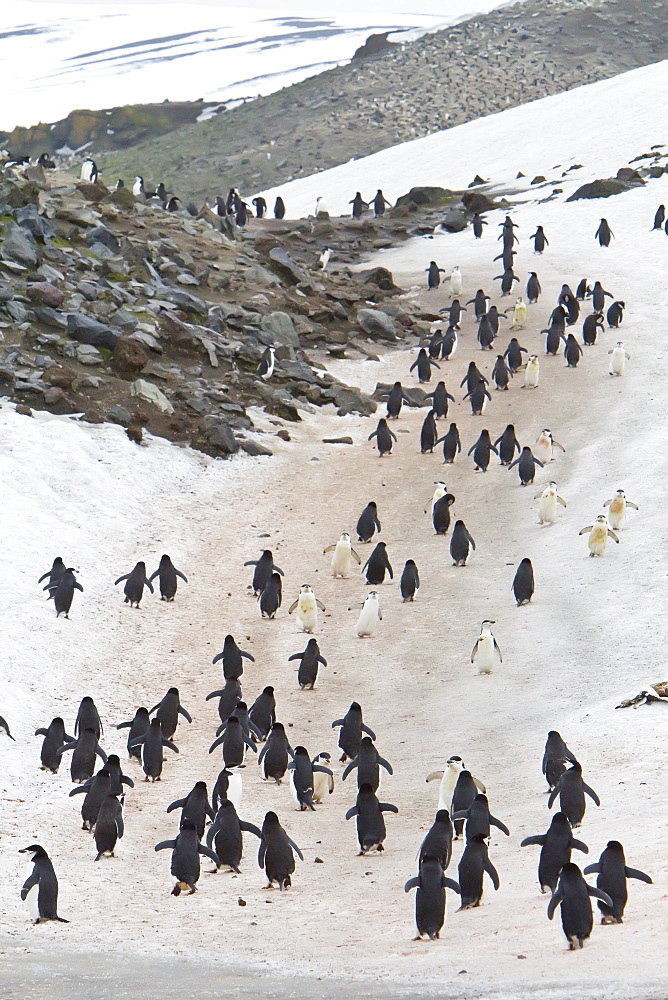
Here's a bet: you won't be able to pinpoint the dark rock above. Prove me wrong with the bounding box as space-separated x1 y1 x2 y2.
111 188 136 210
352 31 395 61
67 313 119 350
331 387 377 417
43 366 76 389
468 175 488 186
395 187 454 208
616 167 643 182
81 406 105 424
6 301 28 323
461 191 498 213
357 266 400 292
106 404 132 426
26 282 65 308
109 307 138 332
0 281 14 302
15 403 33 417
32 306 67 328
77 183 109 204
163 289 207 315
86 226 120 252
531 175 546 184
240 440 273 457
260 311 300 348
2 223 38 267
322 436 353 445
373 382 429 407
200 415 239 454
112 336 149 373
268 248 311 288
440 209 468 233
567 178 629 201
357 308 397 341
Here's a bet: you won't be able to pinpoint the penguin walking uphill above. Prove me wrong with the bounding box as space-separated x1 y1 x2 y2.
584 841 652 924
115 561 153 608
547 863 612 949
368 418 397 457
19 845 69 924
405 857 461 940
410 348 439 384
149 555 188 602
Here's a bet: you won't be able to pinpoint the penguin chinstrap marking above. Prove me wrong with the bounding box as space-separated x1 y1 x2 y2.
289 638 327 690
342 736 393 793
608 342 631 376
346 783 398 855
368 418 397 457
356 501 381 543
355 591 382 637
547 863 613 949
512 558 535 605
129 717 178 781
400 559 420 601
243 550 283 596
457 834 499 908
324 532 361 578
114 561 153 608
405 858 461 940
148 555 188 602
155 821 219 896
213 634 255 681
19 845 69 923
603 490 638 530
288 584 325 633
471 621 501 675
521 811 588 894
259 811 303 889
362 542 393 586
584 841 652 924
548 763 600 828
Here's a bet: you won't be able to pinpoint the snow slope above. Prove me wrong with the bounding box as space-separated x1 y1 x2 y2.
0 1 504 132
257 59 668 217
1 55 668 1000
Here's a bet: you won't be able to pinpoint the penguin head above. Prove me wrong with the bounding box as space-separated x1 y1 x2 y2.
481 619 496 627
160 554 171 564
194 781 207 791
435 809 451 822
134 561 146 571
560 862 581 881
20 845 47 859
181 820 198 832
340 532 351 542
360 736 373 748
106 755 120 767
595 515 608 525
271 722 285 733
366 591 379 602
263 686 274 696
263 811 280 828
299 584 313 594
350 702 362 712
606 840 624 856
294 746 308 757
615 489 626 498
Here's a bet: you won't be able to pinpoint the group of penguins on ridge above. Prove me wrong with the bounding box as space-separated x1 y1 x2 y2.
2 186 657 952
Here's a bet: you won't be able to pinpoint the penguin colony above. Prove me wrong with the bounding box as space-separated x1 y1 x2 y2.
2 184 657 958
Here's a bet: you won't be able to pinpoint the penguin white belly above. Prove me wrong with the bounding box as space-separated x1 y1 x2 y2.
437 772 457 812
357 603 379 637
524 365 539 388
226 772 243 812
25 884 40 922
538 493 558 524
331 542 352 578
607 499 625 530
513 304 526 327
296 596 317 633
289 772 302 810
534 438 552 464
588 525 608 556
475 636 497 674
450 272 462 295
609 349 625 375
312 770 331 803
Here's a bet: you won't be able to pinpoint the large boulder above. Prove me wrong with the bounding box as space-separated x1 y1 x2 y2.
200 415 239 454
2 223 38 267
268 247 310 287
86 226 120 252
26 282 65 308
67 313 119 350
357 266 400 292
567 178 630 201
460 191 498 214
130 379 174 413
440 209 468 233
260 311 300 348
395 187 454 209
357 308 397 341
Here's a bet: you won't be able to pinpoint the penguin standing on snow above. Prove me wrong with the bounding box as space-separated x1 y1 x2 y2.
213 634 255 680
603 490 638 530
368 418 397 457
492 355 511 390
400 559 420 602
150 687 191 741
114 562 153 608
512 558 535 605
595 218 614 247
49 568 83 618
531 226 548 253
548 763 600 827
547 863 612 949
19 846 69 923
289 639 327 690
584 841 652 924
94 794 124 861
346 783 398 854
405 857 461 940
471 213 487 238
155 821 219 896
35 718 73 772
521 811 588 894
288 746 333 811
426 261 446 289
259 811 303 889
542 731 578 790
148 555 188 602
38 557 65 599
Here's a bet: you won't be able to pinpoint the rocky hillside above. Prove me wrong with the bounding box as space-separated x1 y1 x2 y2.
96 0 668 203
0 166 478 458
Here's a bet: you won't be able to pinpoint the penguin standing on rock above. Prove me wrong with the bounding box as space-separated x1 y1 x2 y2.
19 846 69 923
149 555 188 602
427 261 446 289
584 842 652 924
350 192 369 219
405 857 461 940
356 501 381 543
547 863 612 949
373 190 391 216
114 562 153 608
521 812 588 894
512 558 535 605
274 197 285 219
400 559 420 601
368 418 397 457
289 639 327 690
257 347 276 380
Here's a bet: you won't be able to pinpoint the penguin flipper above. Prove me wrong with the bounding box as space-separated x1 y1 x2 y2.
21 872 39 897
258 843 266 868
547 890 563 920
469 536 476 550
175 570 188 583
96 744 107 762
68 786 87 797
378 757 393 775
288 601 298 614
323 546 336 554
178 707 192 723
583 784 601 806
116 812 125 839
240 651 255 662
379 803 399 814
114 575 129 586
115 721 132 730
442 877 461 893
243 560 259 567
212 652 224 664
155 840 176 852
205 690 224 700
128 736 145 749
257 743 268 765
287 653 302 662
607 530 620 543
520 835 545 847
426 771 444 782
244 738 258 753
198 845 220 865
470 643 478 663
557 497 568 507
484 859 500 890
345 806 359 820
367 432 378 441
74 582 84 592
553 440 565 452
122 775 134 788
341 760 357 780
451 810 468 821
56 739 76 755
162 740 179 754
205 824 219 849
351 549 362 564
287 838 304 861
34 728 49 736
626 502 639 510
166 798 186 813
240 821 263 839
331 719 344 728
490 816 510 836
362 724 376 740
625 867 652 883
583 863 600 875
588 887 613 907
493 639 502 661
571 839 589 854
579 526 593 535
148 570 159 583
317 656 328 667
547 787 559 809
404 877 420 892
316 600 326 611
313 765 333 776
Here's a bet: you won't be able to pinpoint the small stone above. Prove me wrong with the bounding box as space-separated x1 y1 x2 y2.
322 436 353 445
314 857 324 864
26 282 65 308
130 379 175 414
240 440 273 457
238 898 247 907
15 404 33 417
86 226 120 252
276 429 291 441
357 308 396 341
106 404 132 427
